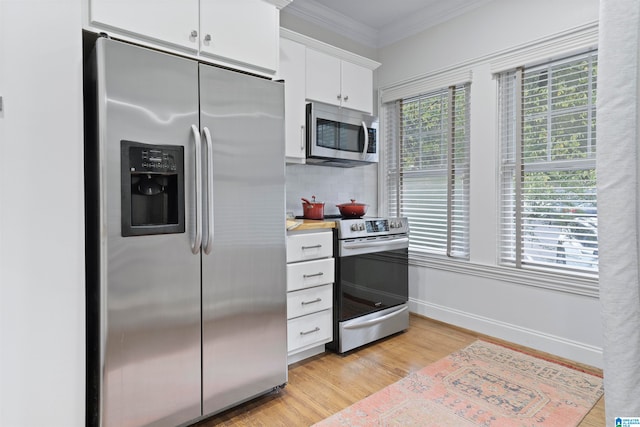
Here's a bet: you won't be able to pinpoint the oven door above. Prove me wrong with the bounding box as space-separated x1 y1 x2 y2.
336 239 408 322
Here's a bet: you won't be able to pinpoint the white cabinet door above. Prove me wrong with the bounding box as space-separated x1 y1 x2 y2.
200 0 279 72
287 309 333 354
341 60 373 114
306 48 373 113
286 231 333 263
287 284 333 320
89 0 199 52
287 258 335 292
306 48 342 107
278 38 307 161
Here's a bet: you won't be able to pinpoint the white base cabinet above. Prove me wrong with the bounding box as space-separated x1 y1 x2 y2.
287 310 333 355
286 230 335 364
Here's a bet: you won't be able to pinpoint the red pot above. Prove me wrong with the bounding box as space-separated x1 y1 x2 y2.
301 196 325 220
336 199 368 218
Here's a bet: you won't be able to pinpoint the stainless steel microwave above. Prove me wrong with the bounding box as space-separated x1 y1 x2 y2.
305 102 378 167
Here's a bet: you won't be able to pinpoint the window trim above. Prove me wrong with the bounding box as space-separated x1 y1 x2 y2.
377 21 600 297
386 83 471 259
498 50 599 277
409 253 599 298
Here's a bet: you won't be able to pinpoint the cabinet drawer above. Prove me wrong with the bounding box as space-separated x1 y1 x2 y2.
288 284 333 319
287 231 333 262
287 309 332 354
287 258 334 292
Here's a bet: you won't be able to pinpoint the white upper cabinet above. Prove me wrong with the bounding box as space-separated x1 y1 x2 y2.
200 0 279 71
340 60 374 114
305 49 342 107
278 29 381 164
89 0 200 52
86 0 288 74
306 48 374 114
277 38 307 162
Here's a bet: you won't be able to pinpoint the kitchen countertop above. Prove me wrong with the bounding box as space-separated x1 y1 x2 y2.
286 218 337 231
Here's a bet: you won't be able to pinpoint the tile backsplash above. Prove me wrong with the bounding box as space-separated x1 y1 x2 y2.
286 163 378 218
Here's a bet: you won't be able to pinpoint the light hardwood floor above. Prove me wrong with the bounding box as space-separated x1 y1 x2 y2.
194 314 604 426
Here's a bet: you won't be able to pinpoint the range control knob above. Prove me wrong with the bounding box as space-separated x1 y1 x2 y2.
358 223 365 231
350 223 359 231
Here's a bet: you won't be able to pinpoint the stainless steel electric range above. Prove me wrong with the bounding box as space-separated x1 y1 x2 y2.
326 216 409 353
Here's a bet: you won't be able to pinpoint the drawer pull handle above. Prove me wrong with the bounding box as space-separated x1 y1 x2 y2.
300 327 320 336
301 298 322 306
301 244 322 250
303 272 324 279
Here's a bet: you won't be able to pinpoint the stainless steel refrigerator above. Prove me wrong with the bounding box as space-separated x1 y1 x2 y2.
84 36 287 427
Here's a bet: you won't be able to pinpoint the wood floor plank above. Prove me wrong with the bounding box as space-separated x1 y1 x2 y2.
194 314 604 427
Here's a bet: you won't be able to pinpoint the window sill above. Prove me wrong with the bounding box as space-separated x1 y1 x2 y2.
409 251 599 298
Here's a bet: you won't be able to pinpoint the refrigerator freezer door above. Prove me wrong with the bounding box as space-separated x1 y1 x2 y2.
199 64 287 416
95 38 201 427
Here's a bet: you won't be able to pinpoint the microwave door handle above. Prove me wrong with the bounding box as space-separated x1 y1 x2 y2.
361 121 369 157
202 127 214 254
191 124 202 255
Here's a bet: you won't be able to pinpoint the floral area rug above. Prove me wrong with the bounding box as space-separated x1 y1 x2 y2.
313 341 603 426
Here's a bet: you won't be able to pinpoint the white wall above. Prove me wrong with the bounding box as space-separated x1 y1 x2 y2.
377 0 599 88
378 0 603 367
0 0 85 426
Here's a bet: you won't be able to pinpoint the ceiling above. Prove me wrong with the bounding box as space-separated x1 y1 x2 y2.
282 0 493 48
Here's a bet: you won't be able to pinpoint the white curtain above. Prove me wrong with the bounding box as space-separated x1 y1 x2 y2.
597 0 640 424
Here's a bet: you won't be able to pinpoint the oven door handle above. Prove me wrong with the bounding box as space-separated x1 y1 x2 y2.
343 306 409 330
342 236 409 250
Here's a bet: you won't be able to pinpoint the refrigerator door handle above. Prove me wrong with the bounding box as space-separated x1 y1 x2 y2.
191 124 203 254
202 126 214 254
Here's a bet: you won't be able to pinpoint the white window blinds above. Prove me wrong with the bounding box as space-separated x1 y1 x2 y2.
498 51 598 276
385 84 470 258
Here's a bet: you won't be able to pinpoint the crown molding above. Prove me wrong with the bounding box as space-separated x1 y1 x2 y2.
267 0 293 10
280 28 380 70
282 0 495 48
282 0 379 48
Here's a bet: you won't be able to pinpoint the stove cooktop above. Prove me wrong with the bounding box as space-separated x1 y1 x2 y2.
294 214 343 219
294 215 381 220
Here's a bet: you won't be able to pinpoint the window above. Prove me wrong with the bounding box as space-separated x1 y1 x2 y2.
385 84 470 258
498 51 598 276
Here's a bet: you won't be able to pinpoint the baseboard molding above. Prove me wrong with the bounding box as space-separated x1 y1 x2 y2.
288 345 326 365
409 298 603 369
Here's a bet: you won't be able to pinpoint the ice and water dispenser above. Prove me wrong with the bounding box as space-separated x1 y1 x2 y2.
121 141 185 236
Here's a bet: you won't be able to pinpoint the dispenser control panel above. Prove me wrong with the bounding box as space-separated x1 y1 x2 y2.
129 147 179 173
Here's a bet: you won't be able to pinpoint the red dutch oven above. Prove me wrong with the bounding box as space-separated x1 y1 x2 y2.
301 196 325 220
336 199 368 218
